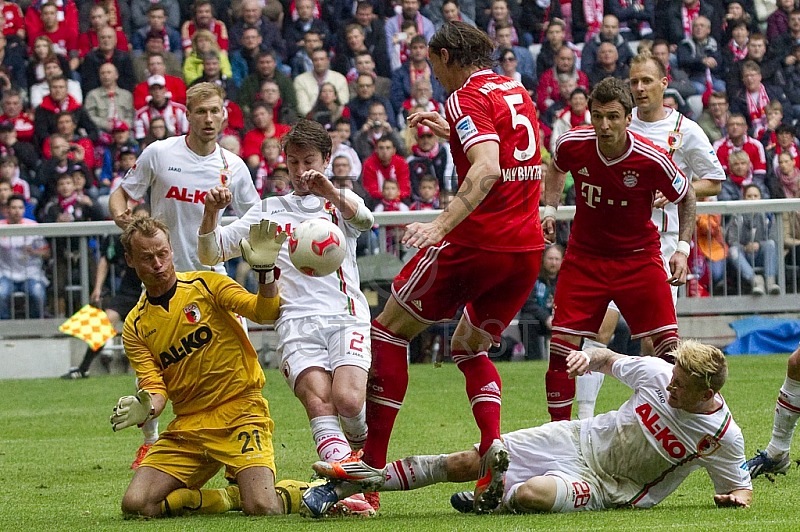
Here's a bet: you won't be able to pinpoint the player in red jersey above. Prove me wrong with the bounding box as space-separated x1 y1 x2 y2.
541 77 697 423
306 21 544 516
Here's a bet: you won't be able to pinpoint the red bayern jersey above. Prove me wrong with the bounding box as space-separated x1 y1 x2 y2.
553 126 689 258
444 69 543 252
2 3 23 37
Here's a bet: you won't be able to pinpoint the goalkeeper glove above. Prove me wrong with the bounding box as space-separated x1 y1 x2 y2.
110 389 154 432
240 219 287 283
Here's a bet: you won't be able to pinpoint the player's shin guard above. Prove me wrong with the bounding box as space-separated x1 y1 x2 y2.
382 454 449 491
576 339 606 419
652 331 679 364
546 338 579 421
311 415 352 463
766 376 800 459
362 321 410 469
161 486 240 516
453 350 502 456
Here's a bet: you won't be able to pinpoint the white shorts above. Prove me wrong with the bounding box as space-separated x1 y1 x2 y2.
608 232 679 315
496 421 608 512
275 316 371 390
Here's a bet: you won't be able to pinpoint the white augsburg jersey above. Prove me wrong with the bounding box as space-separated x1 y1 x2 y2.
630 107 725 235
120 136 260 273
209 190 371 327
580 356 751 508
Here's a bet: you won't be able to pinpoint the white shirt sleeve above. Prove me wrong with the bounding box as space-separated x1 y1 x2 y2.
120 142 157 201
684 121 726 183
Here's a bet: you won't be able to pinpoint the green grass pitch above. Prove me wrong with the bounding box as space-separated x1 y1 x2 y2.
1 355 799 531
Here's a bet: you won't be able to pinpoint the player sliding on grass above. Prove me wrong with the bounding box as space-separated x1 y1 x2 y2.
303 341 752 516
110 216 312 517
307 20 544 515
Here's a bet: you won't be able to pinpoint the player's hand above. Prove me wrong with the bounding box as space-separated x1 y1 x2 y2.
653 191 669 209
667 251 689 286
542 217 556 244
402 220 446 248
566 350 591 378
110 389 153 432
298 169 334 197
239 219 287 272
204 186 232 213
407 111 450 138
714 493 750 508
112 207 133 230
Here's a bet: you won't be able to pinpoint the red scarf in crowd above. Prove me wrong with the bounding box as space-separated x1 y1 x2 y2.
746 84 770 139
682 5 700 39
583 0 604 41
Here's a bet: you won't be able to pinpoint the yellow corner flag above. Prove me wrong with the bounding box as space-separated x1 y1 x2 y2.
59 305 117 350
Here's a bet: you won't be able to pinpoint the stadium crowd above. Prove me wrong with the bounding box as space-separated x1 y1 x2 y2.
1 0 800 319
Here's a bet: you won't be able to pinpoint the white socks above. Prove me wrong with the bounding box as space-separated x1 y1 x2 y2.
383 454 449 491
339 404 367 450
576 339 606 419
766 376 800 459
141 417 159 445
311 415 352 462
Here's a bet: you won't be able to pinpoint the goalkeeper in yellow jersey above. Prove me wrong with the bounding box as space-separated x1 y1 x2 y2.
110 216 311 517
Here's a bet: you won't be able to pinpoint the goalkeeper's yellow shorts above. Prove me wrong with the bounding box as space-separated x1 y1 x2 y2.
139 394 276 488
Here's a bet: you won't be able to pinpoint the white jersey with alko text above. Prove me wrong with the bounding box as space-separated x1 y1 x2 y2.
120 135 260 273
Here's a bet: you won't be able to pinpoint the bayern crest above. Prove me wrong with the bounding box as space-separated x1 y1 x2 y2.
622 170 639 188
184 303 201 323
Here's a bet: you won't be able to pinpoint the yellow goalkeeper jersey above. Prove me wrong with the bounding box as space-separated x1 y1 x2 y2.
123 271 279 419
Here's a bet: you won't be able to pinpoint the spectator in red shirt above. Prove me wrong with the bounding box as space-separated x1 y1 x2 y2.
78 4 130 58
0 90 34 144
133 53 186 109
42 112 97 170
26 1 80 72
241 102 291 169
362 136 411 202
0 0 25 43
181 0 228 53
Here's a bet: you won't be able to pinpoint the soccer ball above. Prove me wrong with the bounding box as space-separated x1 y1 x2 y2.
288 219 347 277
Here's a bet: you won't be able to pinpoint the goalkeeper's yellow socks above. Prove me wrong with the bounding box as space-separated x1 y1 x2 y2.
275 479 322 514
161 485 241 516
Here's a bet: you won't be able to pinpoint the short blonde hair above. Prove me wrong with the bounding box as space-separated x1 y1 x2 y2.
186 82 226 111
121 216 170 254
673 339 728 392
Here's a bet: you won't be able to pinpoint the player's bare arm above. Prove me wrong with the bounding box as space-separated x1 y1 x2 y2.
199 186 233 236
541 159 567 244
407 110 450 138
109 186 135 229
667 185 697 285
403 141 501 248
714 489 752 508
566 348 625 378
692 178 722 198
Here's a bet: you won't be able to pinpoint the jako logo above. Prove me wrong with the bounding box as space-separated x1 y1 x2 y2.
168 167 182 172
159 326 213 368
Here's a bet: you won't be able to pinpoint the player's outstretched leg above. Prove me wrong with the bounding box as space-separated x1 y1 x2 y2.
546 337 580 421
312 449 387 490
746 450 791 478
473 438 509 514
453 348 503 456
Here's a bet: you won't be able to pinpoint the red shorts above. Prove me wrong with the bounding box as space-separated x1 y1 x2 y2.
552 251 677 339
391 240 542 343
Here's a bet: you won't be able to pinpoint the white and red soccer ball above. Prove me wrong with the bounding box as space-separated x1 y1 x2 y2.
288 219 346 277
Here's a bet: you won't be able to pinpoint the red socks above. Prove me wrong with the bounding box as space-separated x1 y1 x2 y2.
362 321 409 469
546 337 579 421
453 350 502 456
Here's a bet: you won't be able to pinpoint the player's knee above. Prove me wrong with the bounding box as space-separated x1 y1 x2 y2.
121 491 155 517
242 494 283 516
332 390 365 418
788 347 800 378
514 477 557 512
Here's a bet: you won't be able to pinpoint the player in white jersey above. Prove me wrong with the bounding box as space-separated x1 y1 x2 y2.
198 119 378 516
107 83 261 468
303 340 752 514
575 52 727 420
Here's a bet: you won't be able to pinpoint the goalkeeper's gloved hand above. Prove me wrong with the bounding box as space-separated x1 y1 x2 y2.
110 389 154 432
239 219 287 283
